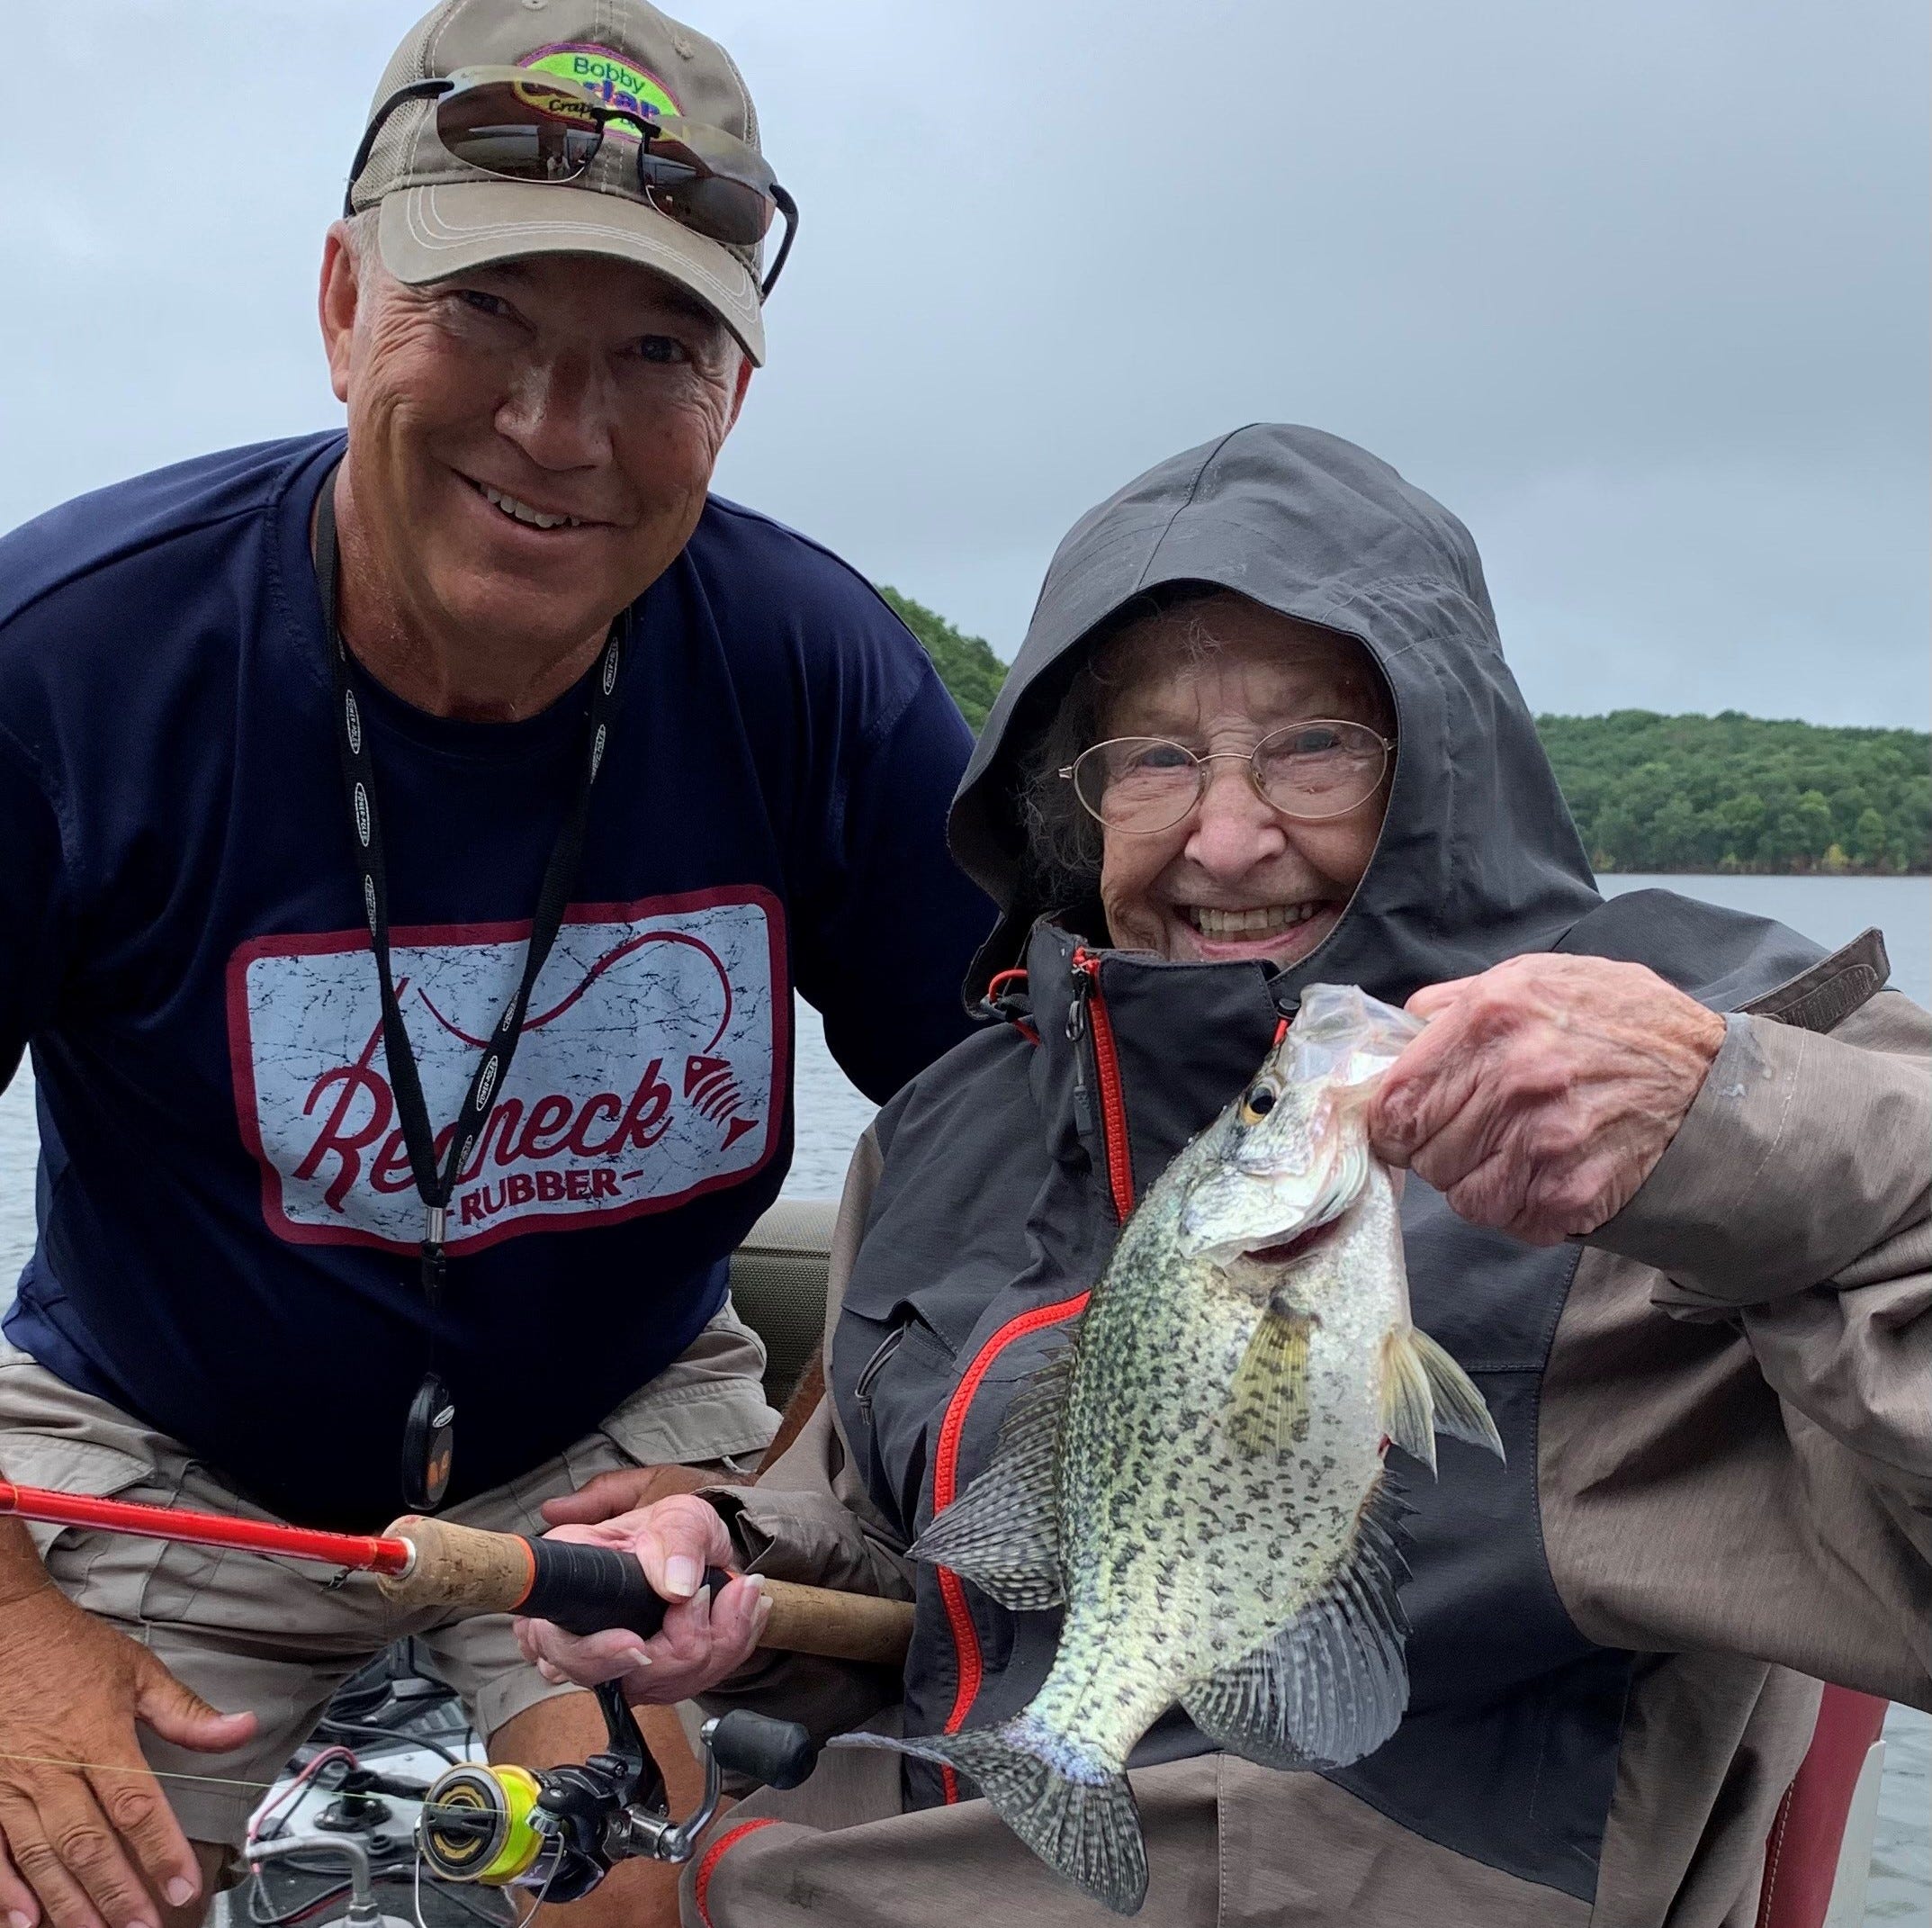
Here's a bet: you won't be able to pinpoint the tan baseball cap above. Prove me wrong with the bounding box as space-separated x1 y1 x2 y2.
350 0 774 362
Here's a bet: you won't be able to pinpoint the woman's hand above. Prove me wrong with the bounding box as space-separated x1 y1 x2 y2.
537 1463 716 1529
513 1497 772 1706
1368 953 1726 1245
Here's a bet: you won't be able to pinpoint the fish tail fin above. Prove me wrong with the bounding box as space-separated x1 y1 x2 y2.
831 1716 1147 1914
1379 1324 1505 1472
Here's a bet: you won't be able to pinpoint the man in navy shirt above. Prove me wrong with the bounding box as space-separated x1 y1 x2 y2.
0 5 990 1926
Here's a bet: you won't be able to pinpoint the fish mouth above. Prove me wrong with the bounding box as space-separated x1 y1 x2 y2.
1243 1218 1343 1267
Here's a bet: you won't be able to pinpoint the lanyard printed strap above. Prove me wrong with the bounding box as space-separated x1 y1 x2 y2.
312 468 625 1302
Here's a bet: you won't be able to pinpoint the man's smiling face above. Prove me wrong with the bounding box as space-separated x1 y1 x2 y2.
322 233 750 707
1095 595 1392 969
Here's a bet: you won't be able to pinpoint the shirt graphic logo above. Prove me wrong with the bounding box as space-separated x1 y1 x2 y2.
227 887 786 1253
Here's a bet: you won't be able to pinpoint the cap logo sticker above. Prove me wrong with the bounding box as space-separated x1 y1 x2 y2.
520 43 681 130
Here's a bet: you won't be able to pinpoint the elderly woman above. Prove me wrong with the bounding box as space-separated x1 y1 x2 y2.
526 428 1930 1927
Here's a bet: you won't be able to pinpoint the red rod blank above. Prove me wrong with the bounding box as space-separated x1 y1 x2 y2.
0 1480 414 1577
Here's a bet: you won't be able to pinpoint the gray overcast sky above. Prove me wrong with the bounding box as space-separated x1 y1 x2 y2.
2 0 1925 725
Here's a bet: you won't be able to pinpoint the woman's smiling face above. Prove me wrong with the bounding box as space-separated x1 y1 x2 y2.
1094 594 1392 969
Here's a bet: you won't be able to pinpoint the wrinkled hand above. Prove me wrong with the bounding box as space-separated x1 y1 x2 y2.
1368 953 1726 1246
0 1584 256 1928
538 1463 716 1530
514 1497 770 1707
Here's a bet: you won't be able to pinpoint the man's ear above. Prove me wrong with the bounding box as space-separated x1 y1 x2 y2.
319 222 361 405
725 348 754 430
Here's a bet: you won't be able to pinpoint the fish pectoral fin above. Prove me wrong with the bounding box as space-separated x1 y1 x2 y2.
1409 1325 1506 1462
1184 1474 1410 1771
1380 1326 1505 1472
831 1718 1147 1916
1228 1302 1316 1457
909 1344 1071 1610
1379 1326 1439 1473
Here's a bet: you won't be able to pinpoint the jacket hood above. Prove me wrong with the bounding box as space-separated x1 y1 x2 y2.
951 424 1605 1007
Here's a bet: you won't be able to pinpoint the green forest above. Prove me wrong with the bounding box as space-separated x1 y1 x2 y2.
882 589 1930 874
1532 711 1928 876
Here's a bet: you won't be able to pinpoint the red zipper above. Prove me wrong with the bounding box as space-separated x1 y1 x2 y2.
929 1289 1092 1801
921 951 1132 1803
1071 948 1135 1222
693 1816 780 1925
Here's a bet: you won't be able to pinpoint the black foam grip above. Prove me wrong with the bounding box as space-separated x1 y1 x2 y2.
519 1537 732 1638
705 1710 819 1790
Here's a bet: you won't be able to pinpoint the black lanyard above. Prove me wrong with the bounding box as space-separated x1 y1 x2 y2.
314 469 625 1509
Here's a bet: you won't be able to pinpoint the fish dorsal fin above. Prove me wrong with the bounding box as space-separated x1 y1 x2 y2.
909 1341 1073 1610
1228 1302 1315 1457
1182 1475 1410 1770
1379 1326 1505 1474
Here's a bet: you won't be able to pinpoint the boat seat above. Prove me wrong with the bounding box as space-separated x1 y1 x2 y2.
727 1198 837 1410
1757 1684 1892 1928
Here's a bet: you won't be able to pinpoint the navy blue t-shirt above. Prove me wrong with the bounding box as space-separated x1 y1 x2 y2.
0 434 992 1527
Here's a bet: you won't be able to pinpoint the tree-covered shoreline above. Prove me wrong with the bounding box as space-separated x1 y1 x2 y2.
881 588 1930 876
1535 711 1928 876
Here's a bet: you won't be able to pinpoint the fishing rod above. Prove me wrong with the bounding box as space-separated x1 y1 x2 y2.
0 1479 913 1902
0 1479 913 1661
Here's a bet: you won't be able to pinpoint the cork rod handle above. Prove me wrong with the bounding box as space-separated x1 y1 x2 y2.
758 1578 916 1665
378 1516 914 1666
381 1515 535 1614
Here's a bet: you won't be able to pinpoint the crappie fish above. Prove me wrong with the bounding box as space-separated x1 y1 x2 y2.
836 984 1504 1914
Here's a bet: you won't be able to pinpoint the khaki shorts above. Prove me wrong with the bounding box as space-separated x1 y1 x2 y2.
0 1309 778 1848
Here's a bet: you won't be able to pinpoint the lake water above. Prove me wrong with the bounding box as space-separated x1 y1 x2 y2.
0 873 1925 1917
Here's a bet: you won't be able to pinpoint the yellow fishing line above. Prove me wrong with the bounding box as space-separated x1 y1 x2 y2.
0 1751 503 1827
0 1752 279 1794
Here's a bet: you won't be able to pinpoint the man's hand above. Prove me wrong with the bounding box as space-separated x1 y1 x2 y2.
0 1583 256 1928
538 1464 715 1530
1369 953 1726 1246
514 1498 770 1707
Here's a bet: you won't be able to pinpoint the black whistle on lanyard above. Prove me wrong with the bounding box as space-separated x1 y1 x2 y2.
401 1372 456 1513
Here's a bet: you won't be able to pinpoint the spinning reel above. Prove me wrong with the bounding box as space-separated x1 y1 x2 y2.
417 1680 818 1902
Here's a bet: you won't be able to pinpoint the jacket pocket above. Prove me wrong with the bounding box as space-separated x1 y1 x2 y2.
843 1311 956 1545
0 1431 184 1616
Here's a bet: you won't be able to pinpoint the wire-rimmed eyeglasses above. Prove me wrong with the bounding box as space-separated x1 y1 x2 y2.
1060 721 1395 835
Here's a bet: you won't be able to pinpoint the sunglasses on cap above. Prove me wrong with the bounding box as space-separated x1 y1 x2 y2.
346 65 798 300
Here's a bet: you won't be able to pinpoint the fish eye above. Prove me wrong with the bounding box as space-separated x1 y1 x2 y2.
1241 1083 1278 1123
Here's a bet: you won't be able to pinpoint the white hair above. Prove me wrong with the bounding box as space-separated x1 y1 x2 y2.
339 207 382 269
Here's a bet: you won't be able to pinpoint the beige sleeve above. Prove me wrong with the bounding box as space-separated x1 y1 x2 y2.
1591 992 1932 1513
696 1125 916 1742
1544 990 1932 1701
1591 992 1931 1307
